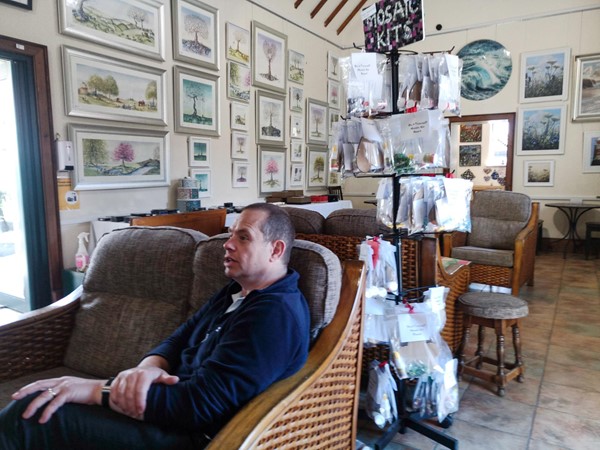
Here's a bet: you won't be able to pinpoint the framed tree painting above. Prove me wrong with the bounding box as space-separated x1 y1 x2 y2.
306 98 328 145
174 65 220 136
516 104 566 155
519 48 570 103
62 46 167 126
188 136 210 167
226 22 250 65
231 131 249 160
306 146 328 190
172 0 219 70
572 53 600 121
328 80 340 108
289 163 305 188
252 21 287 93
189 168 211 197
289 86 304 113
327 51 340 80
290 139 304 162
256 90 285 145
258 146 286 195
68 123 169 190
230 102 249 131
227 61 251 103
58 0 165 60
290 113 304 139
232 161 250 188
288 49 304 84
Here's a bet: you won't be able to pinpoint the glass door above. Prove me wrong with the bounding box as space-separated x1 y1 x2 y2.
0 58 29 312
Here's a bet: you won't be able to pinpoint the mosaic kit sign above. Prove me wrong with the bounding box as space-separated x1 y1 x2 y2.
362 0 424 53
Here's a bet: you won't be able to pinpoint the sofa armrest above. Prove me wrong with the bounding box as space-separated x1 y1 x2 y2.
513 202 539 291
441 231 467 257
207 261 366 450
0 286 82 382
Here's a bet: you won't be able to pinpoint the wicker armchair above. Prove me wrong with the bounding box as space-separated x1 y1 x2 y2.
442 190 539 296
0 227 367 449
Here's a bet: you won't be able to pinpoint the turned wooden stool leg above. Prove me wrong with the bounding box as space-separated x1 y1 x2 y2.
458 316 472 380
476 325 485 369
495 320 507 397
513 321 525 382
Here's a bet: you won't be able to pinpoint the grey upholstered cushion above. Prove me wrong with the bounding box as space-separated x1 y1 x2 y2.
459 292 529 319
324 208 384 237
467 191 531 250
63 227 207 378
284 207 325 234
451 246 514 267
191 234 341 342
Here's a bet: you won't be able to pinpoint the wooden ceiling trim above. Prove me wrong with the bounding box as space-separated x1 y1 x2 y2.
337 0 368 35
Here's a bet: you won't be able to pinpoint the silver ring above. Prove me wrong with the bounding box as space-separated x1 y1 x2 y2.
47 388 57 398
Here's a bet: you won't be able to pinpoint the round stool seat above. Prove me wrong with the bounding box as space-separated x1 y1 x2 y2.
459 292 528 319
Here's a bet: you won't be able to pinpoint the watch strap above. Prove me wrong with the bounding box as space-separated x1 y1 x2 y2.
101 377 115 408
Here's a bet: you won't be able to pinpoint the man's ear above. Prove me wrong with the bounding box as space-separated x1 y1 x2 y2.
271 239 286 261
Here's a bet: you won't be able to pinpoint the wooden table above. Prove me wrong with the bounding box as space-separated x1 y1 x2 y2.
546 202 600 258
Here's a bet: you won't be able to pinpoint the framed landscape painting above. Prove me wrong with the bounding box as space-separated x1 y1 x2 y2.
58 0 165 60
68 123 169 190
252 21 287 93
572 53 600 122
256 90 285 145
517 105 566 155
189 168 211 197
519 48 570 103
226 22 250 65
62 46 167 126
172 0 219 70
524 160 554 186
227 61 251 103
188 136 210 167
288 49 304 84
258 146 286 195
582 131 600 173
174 65 220 136
230 102 249 131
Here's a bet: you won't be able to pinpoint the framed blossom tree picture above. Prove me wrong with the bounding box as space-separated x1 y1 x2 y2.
258 145 286 195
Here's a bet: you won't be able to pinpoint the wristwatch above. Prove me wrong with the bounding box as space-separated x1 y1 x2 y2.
101 377 115 408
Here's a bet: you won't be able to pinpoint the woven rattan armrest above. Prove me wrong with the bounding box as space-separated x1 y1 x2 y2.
441 231 467 257
0 286 82 383
207 261 366 450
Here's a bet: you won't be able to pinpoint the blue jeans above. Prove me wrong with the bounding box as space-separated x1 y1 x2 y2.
0 394 209 450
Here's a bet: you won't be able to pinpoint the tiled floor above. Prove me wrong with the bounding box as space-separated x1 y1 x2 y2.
358 251 600 450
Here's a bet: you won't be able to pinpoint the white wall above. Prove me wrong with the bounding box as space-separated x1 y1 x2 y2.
1 0 599 267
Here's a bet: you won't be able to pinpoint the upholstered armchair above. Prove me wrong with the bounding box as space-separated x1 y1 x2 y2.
442 190 539 296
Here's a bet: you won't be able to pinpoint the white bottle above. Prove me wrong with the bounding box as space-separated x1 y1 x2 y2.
75 232 90 272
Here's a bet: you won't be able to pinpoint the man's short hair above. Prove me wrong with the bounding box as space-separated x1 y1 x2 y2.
242 203 295 264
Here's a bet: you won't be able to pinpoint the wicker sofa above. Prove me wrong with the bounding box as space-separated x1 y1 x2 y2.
0 226 366 449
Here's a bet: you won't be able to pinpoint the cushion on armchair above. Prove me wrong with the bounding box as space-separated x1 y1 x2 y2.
190 234 341 343
284 207 325 234
63 227 207 378
324 208 383 237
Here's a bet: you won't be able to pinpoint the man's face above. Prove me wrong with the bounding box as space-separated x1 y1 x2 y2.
223 209 277 284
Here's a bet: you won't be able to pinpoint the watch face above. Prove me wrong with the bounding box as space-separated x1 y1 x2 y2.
458 39 512 101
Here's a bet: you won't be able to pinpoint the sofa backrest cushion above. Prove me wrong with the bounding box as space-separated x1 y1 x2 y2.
64 226 207 377
190 234 342 343
324 208 382 237
467 191 532 250
284 207 325 234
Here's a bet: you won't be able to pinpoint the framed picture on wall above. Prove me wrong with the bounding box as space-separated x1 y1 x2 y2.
231 131 249 160
189 168 211 197
582 131 600 173
572 53 600 121
289 86 304 112
258 146 286 195
1 0 32 10
227 61 251 103
290 139 304 162
62 46 167 126
256 90 285 145
306 146 328 189
306 98 328 145
230 102 249 131
58 0 165 60
226 22 250 65
172 0 219 70
327 51 340 80
519 48 570 103
288 49 304 84
290 113 304 139
188 136 210 167
516 104 566 155
524 160 555 186
252 21 287 93
174 65 220 135
232 161 250 188
289 163 305 188
327 80 340 108
68 123 169 190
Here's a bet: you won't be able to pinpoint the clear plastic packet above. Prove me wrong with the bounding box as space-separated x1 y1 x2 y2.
438 54 462 115
366 360 398 428
340 53 391 118
435 178 473 232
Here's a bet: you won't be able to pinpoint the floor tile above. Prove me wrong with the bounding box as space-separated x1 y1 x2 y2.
531 407 600 450
538 382 600 420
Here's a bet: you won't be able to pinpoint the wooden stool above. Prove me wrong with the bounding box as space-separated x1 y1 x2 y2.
457 292 528 397
585 222 600 260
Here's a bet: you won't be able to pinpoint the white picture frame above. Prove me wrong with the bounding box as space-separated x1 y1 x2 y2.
288 49 305 84
231 131 250 160
327 51 340 80
256 90 285 145
516 104 566 155
306 146 328 190
519 47 570 103
328 79 341 108
232 161 250 188
174 65 220 136
289 163 305 188
524 160 555 186
188 136 210 167
306 98 328 145
258 145 286 195
289 86 304 113
582 131 600 173
189 168 211 197
230 102 249 131
290 113 304 139
252 21 287 94
226 22 250 65
172 0 219 70
290 139 304 162
227 61 251 103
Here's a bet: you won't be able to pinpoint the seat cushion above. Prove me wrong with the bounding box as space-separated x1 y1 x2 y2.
459 292 528 319
452 246 514 267
284 207 325 234
63 227 207 378
324 208 383 237
468 191 531 250
191 235 341 343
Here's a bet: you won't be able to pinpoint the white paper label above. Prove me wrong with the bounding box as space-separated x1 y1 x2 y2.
398 312 430 343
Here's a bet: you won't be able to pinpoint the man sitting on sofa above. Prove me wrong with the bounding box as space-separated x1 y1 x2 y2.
0 203 310 449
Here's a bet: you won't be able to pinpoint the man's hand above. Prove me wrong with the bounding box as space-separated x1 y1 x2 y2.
109 366 179 419
12 376 104 424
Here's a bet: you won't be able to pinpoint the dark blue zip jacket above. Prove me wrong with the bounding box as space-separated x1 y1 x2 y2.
143 269 309 434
